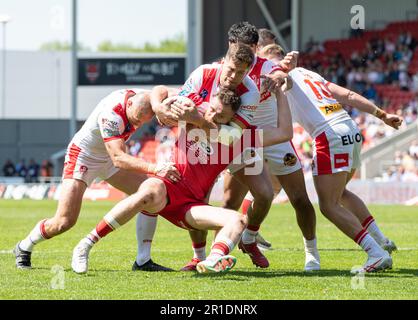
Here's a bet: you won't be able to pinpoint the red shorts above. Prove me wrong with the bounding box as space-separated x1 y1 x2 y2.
153 176 208 230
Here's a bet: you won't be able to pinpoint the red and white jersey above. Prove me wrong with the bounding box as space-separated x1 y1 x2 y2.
70 88 146 160
246 56 283 127
178 62 260 128
287 67 351 138
170 127 259 201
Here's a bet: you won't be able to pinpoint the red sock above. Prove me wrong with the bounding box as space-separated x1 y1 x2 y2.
210 242 230 257
354 229 368 245
361 216 375 229
241 199 252 215
87 219 114 244
39 219 51 239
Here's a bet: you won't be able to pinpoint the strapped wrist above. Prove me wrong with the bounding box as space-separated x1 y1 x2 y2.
373 106 387 120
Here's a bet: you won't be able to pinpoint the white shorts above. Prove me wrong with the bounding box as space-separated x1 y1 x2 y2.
312 119 362 176
62 143 119 186
227 141 302 176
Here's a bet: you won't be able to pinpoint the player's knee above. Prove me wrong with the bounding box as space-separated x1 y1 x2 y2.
222 194 242 210
55 216 77 233
318 201 337 217
252 187 274 206
232 213 247 231
290 193 314 212
133 180 165 211
137 191 158 209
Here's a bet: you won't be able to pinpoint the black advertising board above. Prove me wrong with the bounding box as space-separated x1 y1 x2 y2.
78 57 185 86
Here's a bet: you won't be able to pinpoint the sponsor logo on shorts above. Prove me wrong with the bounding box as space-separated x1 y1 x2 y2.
341 133 362 146
283 153 297 166
334 153 349 168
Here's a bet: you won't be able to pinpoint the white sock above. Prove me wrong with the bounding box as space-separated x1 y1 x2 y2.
241 226 259 244
303 237 318 254
192 242 206 260
136 213 157 266
366 221 387 246
359 233 386 258
19 220 49 252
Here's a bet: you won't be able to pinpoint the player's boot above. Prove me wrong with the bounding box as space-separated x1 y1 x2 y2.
13 242 32 269
239 241 269 268
71 240 92 274
132 259 173 272
255 232 272 251
196 255 237 273
351 252 393 274
180 258 201 271
304 250 321 272
381 238 397 254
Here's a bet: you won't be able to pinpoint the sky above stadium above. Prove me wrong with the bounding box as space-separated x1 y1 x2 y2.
0 0 187 51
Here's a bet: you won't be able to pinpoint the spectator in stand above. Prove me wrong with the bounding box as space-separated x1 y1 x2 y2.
409 140 418 159
402 151 416 172
2 159 16 177
27 159 40 183
128 139 142 157
384 37 396 54
350 28 364 39
40 160 54 179
364 83 377 101
16 159 28 180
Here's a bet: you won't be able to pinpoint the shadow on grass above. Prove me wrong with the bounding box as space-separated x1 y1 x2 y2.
192 268 418 279
267 248 363 252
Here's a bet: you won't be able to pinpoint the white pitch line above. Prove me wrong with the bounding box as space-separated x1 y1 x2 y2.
0 250 13 254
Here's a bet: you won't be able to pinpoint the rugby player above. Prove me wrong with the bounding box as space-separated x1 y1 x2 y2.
178 22 319 271
14 88 178 271
260 46 401 272
71 73 295 274
72 44 293 273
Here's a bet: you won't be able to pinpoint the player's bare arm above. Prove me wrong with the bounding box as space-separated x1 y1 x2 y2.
169 98 218 135
151 86 217 133
280 51 299 71
327 82 403 130
104 138 181 182
219 82 293 147
257 83 293 147
150 85 180 127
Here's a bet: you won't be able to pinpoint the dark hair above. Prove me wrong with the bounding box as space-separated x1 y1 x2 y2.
216 87 241 112
228 21 259 46
258 28 278 47
225 42 254 68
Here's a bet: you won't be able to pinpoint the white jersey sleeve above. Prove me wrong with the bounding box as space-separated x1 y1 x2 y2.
287 67 351 138
233 76 261 129
98 109 126 142
178 65 204 99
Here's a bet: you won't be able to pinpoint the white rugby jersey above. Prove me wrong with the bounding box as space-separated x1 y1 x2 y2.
178 62 260 128
247 56 283 127
70 88 147 160
287 67 351 138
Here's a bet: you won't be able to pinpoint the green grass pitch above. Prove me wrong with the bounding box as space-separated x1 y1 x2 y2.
0 199 417 300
